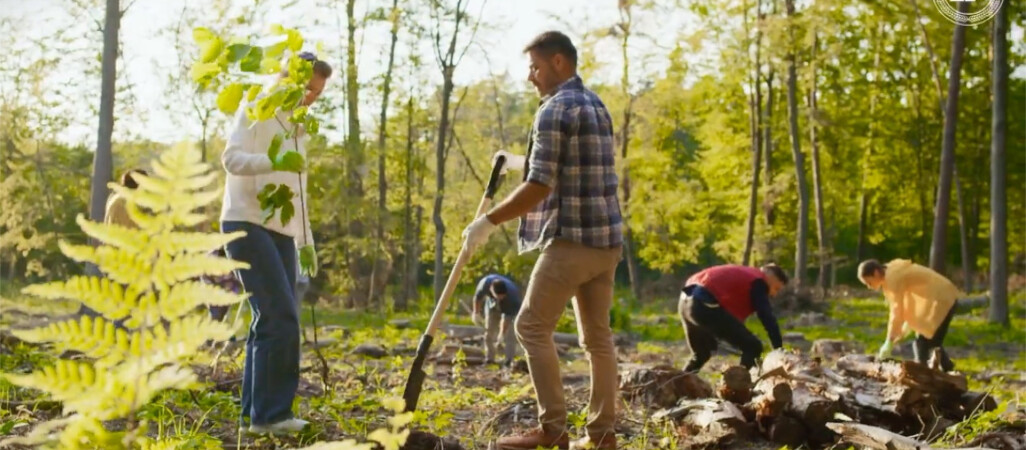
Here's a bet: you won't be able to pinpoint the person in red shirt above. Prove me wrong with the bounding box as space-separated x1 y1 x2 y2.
679 263 789 372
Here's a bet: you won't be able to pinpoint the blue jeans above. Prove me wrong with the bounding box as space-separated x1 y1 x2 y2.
222 221 300 426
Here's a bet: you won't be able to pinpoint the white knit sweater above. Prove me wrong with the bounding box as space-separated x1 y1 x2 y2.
219 106 314 247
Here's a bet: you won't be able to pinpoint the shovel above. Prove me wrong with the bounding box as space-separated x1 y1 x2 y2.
402 155 507 412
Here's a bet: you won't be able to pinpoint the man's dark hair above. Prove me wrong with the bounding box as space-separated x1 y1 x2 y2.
121 168 147 190
489 279 508 296
523 31 578 67
859 259 886 279
762 263 789 285
293 52 333 78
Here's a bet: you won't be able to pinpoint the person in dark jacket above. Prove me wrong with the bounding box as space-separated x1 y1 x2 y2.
679 263 789 372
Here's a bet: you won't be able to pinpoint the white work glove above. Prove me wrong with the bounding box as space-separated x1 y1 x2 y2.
461 215 497 253
471 311 482 326
492 150 526 174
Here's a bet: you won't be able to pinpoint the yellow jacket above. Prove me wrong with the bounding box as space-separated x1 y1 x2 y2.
882 259 960 341
104 193 137 229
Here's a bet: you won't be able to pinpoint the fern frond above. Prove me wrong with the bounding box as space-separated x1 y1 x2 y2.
74 214 151 255
58 242 151 287
153 230 248 259
11 315 128 361
0 415 75 449
21 276 138 320
115 314 236 374
150 253 248 289
3 360 104 410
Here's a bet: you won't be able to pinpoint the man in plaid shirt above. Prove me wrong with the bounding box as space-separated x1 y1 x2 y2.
462 31 623 450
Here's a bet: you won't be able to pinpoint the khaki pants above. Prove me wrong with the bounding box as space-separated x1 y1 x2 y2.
514 240 622 439
485 306 517 364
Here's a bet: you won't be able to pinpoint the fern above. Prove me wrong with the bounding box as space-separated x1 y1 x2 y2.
0 142 248 449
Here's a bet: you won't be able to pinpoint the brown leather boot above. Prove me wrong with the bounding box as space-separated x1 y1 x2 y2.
495 427 569 450
569 433 617 449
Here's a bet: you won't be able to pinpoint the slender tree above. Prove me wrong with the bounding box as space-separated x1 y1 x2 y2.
742 0 764 266
808 31 827 291
784 0 808 285
88 0 120 229
928 1 970 274
368 0 402 306
616 0 643 299
989 0 1009 325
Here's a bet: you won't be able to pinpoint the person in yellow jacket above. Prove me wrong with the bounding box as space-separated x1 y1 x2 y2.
857 259 959 371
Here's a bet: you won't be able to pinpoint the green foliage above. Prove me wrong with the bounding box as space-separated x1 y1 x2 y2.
0 143 247 449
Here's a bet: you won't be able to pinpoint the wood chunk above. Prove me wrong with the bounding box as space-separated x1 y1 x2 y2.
836 354 968 396
768 415 807 447
718 365 754 404
826 422 930 450
673 399 753 448
960 391 998 415
748 378 793 421
620 365 714 408
789 383 841 444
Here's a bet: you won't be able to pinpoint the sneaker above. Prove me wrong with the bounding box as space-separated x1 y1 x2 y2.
496 427 569 449
247 418 309 435
570 433 617 449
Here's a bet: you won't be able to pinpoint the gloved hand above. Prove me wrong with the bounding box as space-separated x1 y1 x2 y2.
877 339 893 360
299 244 318 277
272 151 305 173
901 323 914 340
462 215 497 253
471 311 482 327
492 150 526 174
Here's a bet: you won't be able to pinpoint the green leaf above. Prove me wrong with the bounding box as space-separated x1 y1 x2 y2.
265 40 288 60
267 134 283 161
286 30 303 52
306 118 319 135
280 201 295 227
216 83 244 114
246 85 262 102
291 106 308 123
299 245 317 277
240 46 263 73
226 44 251 62
189 62 221 85
282 87 303 111
253 90 283 121
192 27 216 44
260 54 282 74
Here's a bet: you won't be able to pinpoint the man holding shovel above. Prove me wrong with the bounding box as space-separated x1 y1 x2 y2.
471 274 522 367
462 30 623 450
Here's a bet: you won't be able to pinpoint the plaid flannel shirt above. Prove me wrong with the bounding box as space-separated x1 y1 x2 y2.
518 75 624 254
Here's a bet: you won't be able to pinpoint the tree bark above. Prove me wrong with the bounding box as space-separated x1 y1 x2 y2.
954 167 971 292
369 0 401 307
784 0 808 286
89 0 120 227
989 0 1009 325
743 0 764 266
617 4 642 301
928 1 969 275
400 97 415 311
763 71 775 255
856 23 883 265
808 32 826 292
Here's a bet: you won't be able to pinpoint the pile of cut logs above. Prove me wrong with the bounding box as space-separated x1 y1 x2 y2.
620 350 1005 449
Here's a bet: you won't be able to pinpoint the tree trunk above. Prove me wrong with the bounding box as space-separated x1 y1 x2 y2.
369 0 401 307
954 167 971 292
808 32 826 292
785 0 808 286
399 97 415 311
617 6 642 301
344 0 369 308
989 0 1009 325
928 1 969 275
743 0 764 266
432 75 453 300
89 0 120 227
763 71 775 256
856 23 883 265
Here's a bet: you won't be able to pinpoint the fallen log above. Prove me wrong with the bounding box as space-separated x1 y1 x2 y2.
748 378 793 422
620 365 713 409
960 391 998 415
717 365 753 404
788 383 841 444
836 354 968 396
826 422 994 450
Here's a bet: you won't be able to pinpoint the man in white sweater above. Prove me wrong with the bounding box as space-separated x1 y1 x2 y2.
220 53 331 435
